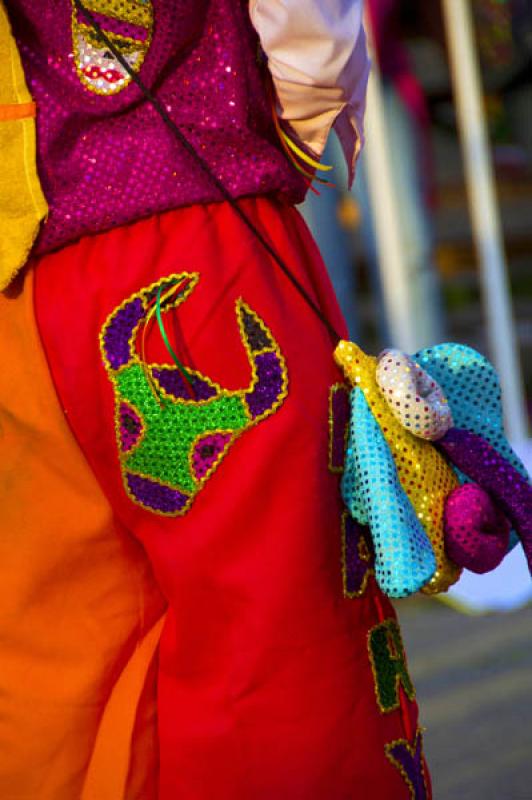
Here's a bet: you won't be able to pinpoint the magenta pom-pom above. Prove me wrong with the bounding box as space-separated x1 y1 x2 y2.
444 483 511 574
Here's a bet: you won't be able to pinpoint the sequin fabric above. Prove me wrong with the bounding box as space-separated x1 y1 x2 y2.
367 618 416 714
437 428 532 575
414 343 528 480
385 729 429 800
444 483 510 574
6 0 306 254
416 343 530 563
375 349 453 441
342 387 436 598
99 273 288 516
335 340 460 595
328 383 350 473
341 511 374 598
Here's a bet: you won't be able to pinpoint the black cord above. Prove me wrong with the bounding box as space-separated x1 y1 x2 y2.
72 0 341 343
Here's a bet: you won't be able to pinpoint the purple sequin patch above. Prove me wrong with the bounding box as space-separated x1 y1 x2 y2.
343 515 374 596
438 428 532 574
192 432 232 480
387 733 428 800
330 386 350 470
246 352 284 419
119 402 143 452
103 297 144 370
127 472 189 514
152 367 217 401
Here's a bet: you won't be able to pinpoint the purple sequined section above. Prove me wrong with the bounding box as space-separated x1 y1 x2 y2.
7 0 306 255
83 10 149 42
438 428 532 574
387 734 427 800
152 367 217 401
127 472 188 514
246 352 284 419
344 516 374 596
103 297 144 369
119 402 143 452
192 432 232 480
444 483 510 574
331 386 350 470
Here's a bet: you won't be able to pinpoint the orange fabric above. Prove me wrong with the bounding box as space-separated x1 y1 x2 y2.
81 616 165 800
0 101 36 121
0 269 165 799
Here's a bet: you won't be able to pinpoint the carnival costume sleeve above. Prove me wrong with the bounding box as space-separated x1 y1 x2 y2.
249 0 370 185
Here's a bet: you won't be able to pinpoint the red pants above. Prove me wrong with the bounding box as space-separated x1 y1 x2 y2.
2 198 429 798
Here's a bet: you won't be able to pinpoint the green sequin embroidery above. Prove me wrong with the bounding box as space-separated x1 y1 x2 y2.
100 272 289 516
368 618 416 713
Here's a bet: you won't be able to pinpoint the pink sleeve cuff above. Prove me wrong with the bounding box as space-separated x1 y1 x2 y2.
249 0 370 186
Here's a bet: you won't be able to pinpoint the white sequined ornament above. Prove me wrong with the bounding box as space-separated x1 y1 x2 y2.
376 349 453 441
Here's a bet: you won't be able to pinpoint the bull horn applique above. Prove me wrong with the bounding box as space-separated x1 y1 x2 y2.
100 273 288 516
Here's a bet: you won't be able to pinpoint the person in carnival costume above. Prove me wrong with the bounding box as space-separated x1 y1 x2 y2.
6 1 529 798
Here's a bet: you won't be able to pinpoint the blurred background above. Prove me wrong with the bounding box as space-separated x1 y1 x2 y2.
301 1 532 796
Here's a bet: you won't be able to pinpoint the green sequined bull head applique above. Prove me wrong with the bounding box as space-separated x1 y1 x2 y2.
100 273 288 515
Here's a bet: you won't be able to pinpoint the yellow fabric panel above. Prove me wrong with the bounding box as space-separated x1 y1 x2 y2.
0 2 47 290
334 340 461 594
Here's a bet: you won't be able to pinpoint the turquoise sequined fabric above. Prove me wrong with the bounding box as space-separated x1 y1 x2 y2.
341 387 437 598
417 343 529 551
415 343 527 479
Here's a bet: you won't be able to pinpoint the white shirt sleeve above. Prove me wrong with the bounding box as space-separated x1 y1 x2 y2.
249 0 370 185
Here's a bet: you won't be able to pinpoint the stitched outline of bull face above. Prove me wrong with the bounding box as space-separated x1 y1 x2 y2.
100 273 288 516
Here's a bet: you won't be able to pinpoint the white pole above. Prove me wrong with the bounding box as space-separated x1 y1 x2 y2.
441 0 529 442
362 30 419 354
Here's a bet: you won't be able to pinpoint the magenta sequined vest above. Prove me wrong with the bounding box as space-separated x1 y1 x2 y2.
6 0 306 255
